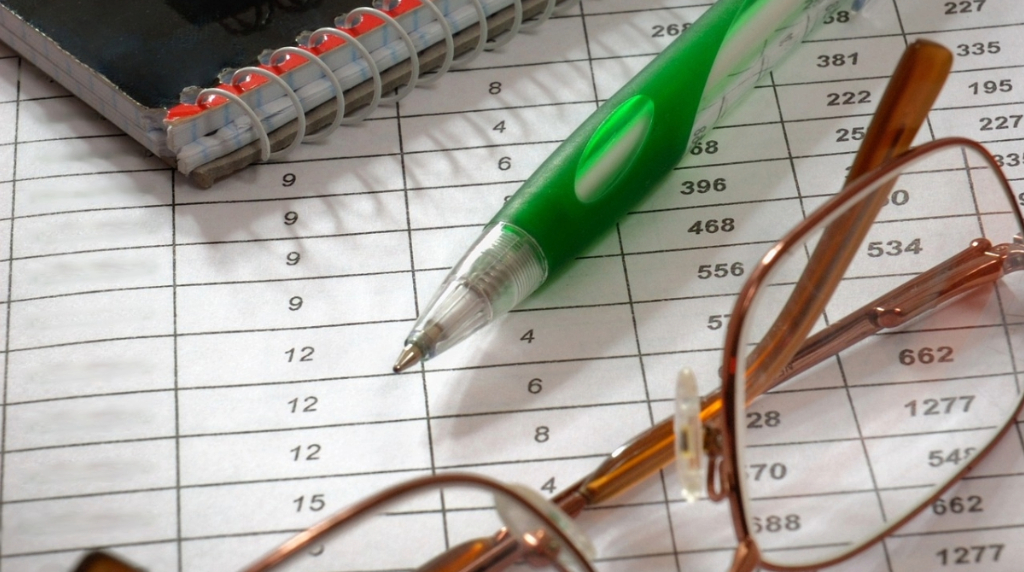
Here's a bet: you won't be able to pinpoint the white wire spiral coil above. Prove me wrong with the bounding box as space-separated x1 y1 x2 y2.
193 0 576 164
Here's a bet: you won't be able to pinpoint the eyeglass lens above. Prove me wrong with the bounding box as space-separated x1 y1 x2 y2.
732 143 1024 568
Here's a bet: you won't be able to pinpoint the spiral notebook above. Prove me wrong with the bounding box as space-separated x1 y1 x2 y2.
0 0 565 188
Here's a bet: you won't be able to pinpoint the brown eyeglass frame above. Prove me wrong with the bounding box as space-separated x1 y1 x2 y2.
716 38 1024 572
717 135 1024 572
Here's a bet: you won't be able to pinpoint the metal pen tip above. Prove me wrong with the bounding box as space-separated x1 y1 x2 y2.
393 344 423 373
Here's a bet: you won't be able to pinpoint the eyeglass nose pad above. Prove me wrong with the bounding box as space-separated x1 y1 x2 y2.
674 367 704 503
494 484 597 566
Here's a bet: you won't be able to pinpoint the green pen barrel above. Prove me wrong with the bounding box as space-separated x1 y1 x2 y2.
396 0 863 367
495 0 857 273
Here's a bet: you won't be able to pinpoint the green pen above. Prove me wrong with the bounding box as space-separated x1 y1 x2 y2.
394 0 865 372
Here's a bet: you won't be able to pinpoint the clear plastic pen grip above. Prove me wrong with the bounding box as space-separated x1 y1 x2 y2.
406 223 548 359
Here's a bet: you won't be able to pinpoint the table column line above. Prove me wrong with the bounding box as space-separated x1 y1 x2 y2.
0 54 21 569
580 0 686 567
395 91 450 546
171 170 184 572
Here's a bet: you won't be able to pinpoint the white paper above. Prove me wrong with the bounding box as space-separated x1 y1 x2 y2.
1 1 1023 571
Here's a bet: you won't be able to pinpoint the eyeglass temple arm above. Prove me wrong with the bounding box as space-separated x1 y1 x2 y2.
763 237 1024 387
743 39 953 396
553 236 1024 514
549 38 956 517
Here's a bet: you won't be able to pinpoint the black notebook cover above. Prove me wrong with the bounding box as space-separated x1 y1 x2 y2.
1 0 367 109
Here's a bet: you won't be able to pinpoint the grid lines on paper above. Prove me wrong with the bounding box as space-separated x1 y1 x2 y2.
0 2 1024 572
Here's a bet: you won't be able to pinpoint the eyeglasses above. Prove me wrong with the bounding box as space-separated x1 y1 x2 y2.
73 40 1024 572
